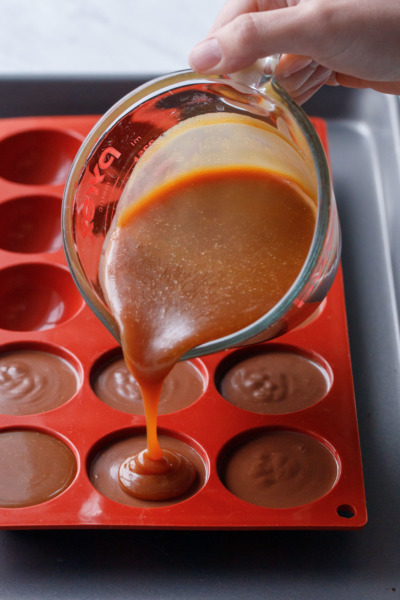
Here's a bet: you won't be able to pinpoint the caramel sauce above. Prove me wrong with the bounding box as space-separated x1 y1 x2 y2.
119 449 195 501
100 162 316 500
220 351 329 414
0 430 76 507
222 431 338 508
0 350 78 415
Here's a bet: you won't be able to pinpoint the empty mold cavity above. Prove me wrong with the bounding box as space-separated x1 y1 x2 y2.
0 263 84 331
0 195 62 253
88 429 208 508
91 349 207 415
216 345 332 414
0 344 81 415
0 129 83 185
218 429 339 508
0 429 77 508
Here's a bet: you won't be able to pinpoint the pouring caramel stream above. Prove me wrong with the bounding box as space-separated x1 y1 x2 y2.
99 115 317 500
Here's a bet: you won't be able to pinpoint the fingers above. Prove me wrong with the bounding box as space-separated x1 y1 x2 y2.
283 67 400 103
275 54 334 104
189 6 310 74
287 80 327 105
188 0 400 103
335 73 400 95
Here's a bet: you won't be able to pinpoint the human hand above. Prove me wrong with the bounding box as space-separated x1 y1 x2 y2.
189 0 400 103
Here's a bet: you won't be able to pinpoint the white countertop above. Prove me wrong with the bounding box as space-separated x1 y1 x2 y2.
0 0 226 76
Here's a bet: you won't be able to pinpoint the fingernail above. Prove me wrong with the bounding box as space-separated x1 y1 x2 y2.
313 66 332 84
327 71 339 86
189 38 222 72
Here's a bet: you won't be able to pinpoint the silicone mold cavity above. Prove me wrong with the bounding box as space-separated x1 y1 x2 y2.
0 263 84 331
0 195 62 254
0 128 83 186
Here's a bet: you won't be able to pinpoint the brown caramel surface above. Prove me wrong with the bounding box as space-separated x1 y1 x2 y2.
220 351 329 414
0 430 76 507
0 350 79 415
222 430 338 508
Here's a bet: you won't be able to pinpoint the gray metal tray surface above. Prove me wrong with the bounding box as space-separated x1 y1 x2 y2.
0 78 399 600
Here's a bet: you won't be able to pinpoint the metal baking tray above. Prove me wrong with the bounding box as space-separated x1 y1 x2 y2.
0 77 398 599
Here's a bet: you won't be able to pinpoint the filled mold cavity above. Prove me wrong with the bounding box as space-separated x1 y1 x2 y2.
90 349 207 415
0 429 77 508
218 429 339 508
0 195 62 253
216 345 332 414
0 128 83 185
88 429 208 508
0 263 84 331
0 344 81 415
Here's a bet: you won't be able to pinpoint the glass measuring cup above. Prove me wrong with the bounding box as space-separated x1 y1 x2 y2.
62 69 340 359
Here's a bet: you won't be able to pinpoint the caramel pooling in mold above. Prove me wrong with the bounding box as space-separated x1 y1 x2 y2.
119 448 195 501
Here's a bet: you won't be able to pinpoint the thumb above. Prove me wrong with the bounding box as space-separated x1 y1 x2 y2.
189 6 310 74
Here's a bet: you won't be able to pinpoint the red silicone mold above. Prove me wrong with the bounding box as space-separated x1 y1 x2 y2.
0 114 367 529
